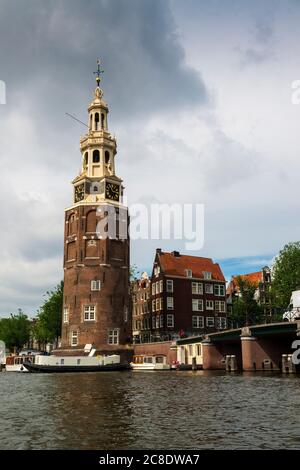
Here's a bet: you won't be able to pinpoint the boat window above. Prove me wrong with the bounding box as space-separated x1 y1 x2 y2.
61 359 64 365
77 359 81 365
155 356 165 364
144 357 154 364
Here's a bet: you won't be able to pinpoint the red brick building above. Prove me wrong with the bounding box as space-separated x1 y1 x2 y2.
149 249 227 341
131 272 151 343
59 68 131 356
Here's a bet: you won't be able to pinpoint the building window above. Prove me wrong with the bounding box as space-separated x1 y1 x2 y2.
156 315 160 329
124 306 128 323
206 316 215 327
63 307 69 323
91 280 101 291
71 330 78 346
160 314 164 328
167 314 174 328
155 282 159 294
215 284 225 296
196 344 202 356
206 300 214 310
159 298 163 310
154 266 160 277
167 297 174 310
108 329 119 345
192 315 204 328
205 284 213 294
159 280 163 293
192 299 203 311
166 279 173 293
84 305 96 321
188 345 193 356
215 301 226 313
185 269 193 278
152 284 155 295
217 317 227 330
152 299 156 312
203 271 212 280
156 298 160 311
152 316 156 329
192 282 203 295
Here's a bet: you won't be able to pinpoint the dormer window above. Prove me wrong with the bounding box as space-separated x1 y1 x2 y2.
203 271 212 280
185 269 192 278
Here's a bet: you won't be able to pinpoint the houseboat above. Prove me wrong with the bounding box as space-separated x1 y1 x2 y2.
130 354 170 371
23 354 129 373
5 353 37 372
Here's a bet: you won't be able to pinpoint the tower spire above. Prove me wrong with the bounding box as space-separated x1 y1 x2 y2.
93 59 104 88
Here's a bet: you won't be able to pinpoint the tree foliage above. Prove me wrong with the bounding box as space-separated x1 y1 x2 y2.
33 281 63 345
0 309 31 351
228 276 264 328
271 241 300 310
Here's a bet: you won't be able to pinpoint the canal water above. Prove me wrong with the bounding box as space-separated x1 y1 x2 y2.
0 371 300 450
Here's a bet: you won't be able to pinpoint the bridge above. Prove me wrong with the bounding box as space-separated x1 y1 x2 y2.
202 321 300 371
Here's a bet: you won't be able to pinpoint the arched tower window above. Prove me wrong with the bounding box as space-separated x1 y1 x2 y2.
105 150 110 164
93 149 100 163
95 113 99 130
90 114 93 130
101 113 105 130
84 152 88 167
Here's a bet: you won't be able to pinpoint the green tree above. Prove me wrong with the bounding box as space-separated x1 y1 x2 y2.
271 241 300 310
34 281 63 347
228 276 264 328
0 309 31 351
130 264 140 281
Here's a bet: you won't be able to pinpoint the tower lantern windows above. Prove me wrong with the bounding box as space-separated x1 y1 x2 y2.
93 149 100 163
95 112 99 130
101 113 105 129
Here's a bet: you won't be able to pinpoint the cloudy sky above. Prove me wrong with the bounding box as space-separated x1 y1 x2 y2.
0 0 299 316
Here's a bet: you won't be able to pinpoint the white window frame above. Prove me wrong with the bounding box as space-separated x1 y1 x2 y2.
192 299 203 312
217 317 227 330
108 329 119 345
166 314 174 328
152 299 156 312
159 314 164 328
71 330 78 346
192 315 204 329
203 271 212 280
205 284 213 294
152 316 156 329
192 282 203 295
155 281 159 294
185 269 193 278
91 280 101 291
167 297 174 310
206 316 215 327
215 284 225 296
63 307 69 324
156 298 160 311
166 279 174 293
159 297 163 310
215 301 226 313
206 300 214 310
152 284 155 295
159 280 163 293
84 305 96 321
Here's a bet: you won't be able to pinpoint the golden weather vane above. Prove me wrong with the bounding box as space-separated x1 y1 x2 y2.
93 59 104 87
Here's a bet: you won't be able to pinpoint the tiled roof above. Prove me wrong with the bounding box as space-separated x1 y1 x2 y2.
226 271 262 295
157 251 225 281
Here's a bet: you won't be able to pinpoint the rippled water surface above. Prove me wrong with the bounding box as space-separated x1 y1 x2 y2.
0 371 300 449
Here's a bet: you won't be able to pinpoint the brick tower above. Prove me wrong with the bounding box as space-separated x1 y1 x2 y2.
60 61 131 358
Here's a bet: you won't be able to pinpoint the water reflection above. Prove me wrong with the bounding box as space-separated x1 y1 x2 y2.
0 371 300 449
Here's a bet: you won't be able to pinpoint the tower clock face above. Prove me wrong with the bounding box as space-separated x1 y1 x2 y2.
74 183 85 202
105 182 120 201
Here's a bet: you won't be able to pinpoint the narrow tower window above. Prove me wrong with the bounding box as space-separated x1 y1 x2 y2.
105 150 110 164
84 152 88 167
101 113 105 129
95 113 99 130
93 149 100 163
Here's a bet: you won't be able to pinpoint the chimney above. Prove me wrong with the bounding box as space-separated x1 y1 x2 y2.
156 248 162 254
172 251 180 257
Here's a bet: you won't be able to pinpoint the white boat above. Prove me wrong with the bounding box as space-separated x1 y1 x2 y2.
5 354 36 372
130 354 170 371
23 354 130 373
